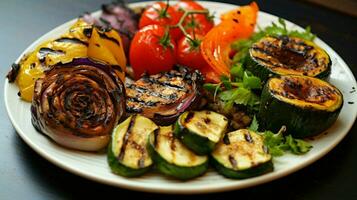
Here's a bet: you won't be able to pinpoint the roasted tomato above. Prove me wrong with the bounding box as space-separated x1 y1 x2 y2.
174 0 214 35
130 25 177 79
177 34 207 70
139 2 182 40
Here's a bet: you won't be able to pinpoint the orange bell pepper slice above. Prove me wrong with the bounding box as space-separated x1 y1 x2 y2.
199 66 221 83
200 2 259 83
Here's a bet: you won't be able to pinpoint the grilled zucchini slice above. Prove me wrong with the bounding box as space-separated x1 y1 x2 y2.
148 126 209 180
258 75 343 138
108 115 158 177
246 36 331 82
174 111 228 155
211 129 273 179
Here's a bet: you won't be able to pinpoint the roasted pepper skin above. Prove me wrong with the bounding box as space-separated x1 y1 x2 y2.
13 19 127 102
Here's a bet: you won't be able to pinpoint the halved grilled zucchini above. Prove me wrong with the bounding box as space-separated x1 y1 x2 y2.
108 115 158 177
211 129 273 179
258 75 343 138
246 36 331 82
174 111 228 155
148 126 209 180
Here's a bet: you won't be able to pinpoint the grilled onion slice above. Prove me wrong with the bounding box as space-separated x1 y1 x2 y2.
125 67 203 125
31 58 125 151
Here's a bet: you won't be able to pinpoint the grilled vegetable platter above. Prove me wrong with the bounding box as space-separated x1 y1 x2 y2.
6 0 354 187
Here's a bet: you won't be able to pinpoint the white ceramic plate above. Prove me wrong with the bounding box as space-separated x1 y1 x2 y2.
4 1 357 194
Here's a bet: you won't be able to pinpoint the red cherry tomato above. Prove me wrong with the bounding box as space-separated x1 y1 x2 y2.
174 0 205 15
130 25 177 79
174 0 214 35
176 34 207 70
139 2 182 40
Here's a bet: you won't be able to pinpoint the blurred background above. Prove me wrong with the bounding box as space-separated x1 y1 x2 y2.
301 0 356 17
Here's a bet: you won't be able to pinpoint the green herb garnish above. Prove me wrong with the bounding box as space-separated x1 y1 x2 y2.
263 129 312 156
249 118 312 157
203 19 316 115
219 87 260 112
248 116 259 132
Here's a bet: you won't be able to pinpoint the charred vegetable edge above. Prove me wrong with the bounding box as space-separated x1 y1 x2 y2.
245 36 331 82
258 76 343 138
174 111 228 155
147 127 209 180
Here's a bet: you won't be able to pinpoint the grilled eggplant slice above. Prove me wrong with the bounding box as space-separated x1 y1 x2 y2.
246 36 331 82
258 75 343 138
174 111 228 155
148 126 209 180
211 129 273 179
126 67 203 125
31 58 125 151
108 115 158 177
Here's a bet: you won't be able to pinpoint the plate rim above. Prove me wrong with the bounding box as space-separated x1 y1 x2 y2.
4 1 357 194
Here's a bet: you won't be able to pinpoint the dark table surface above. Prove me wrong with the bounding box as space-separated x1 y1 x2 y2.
0 0 356 199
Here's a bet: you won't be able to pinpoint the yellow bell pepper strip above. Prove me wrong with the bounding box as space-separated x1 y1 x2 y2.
14 19 127 102
200 2 259 82
87 28 126 82
15 20 91 101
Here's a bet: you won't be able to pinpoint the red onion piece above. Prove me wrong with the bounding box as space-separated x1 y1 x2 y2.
31 58 125 151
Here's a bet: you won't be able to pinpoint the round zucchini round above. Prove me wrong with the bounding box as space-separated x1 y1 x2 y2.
108 115 158 177
148 126 209 180
108 142 152 177
258 75 343 138
174 111 228 155
245 36 331 82
211 129 273 179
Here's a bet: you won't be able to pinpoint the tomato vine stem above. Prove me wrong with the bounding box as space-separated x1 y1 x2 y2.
170 9 209 41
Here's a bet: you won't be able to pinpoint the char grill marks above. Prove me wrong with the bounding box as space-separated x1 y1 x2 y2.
31 60 125 139
38 48 65 62
251 36 326 73
272 76 339 104
54 37 89 46
126 70 192 115
118 115 136 161
81 0 139 55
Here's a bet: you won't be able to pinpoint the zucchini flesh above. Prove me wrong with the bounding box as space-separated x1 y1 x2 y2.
246 36 331 82
174 111 228 155
258 75 343 138
211 129 273 179
108 115 158 177
148 126 209 180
